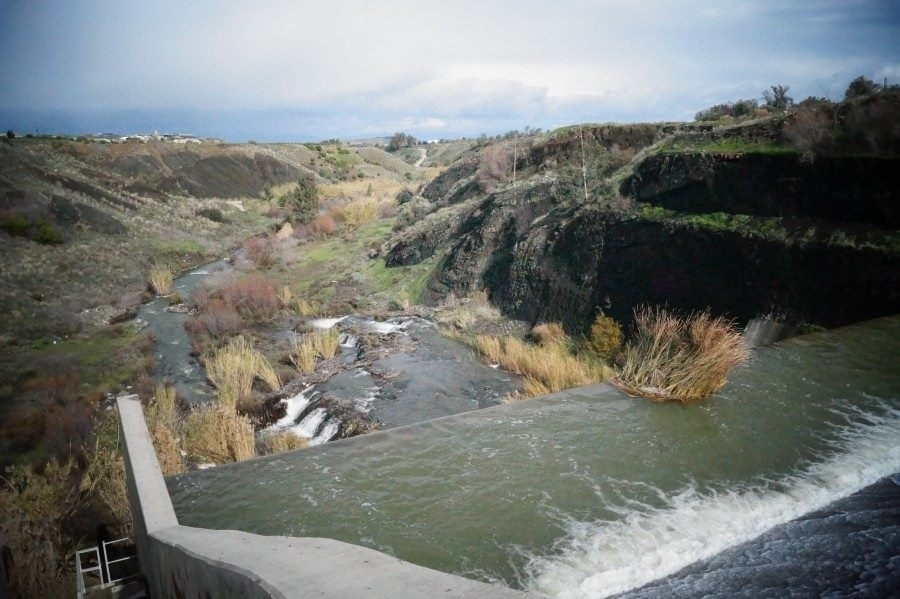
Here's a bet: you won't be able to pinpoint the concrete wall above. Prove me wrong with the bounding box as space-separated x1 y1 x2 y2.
116 395 530 598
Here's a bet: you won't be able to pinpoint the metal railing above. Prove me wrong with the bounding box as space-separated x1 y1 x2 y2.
75 537 137 598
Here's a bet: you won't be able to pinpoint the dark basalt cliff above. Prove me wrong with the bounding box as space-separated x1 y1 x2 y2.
623 152 898 228
387 133 900 333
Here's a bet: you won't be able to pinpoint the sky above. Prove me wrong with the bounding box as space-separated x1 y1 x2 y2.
1 0 898 142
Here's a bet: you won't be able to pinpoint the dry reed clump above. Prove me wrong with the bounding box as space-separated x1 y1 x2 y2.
614 306 750 402
183 404 256 463
289 329 340 374
260 430 309 454
144 385 185 476
204 336 281 411
473 334 608 397
149 263 173 295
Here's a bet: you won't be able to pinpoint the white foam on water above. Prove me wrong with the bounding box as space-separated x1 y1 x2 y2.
524 405 900 598
310 418 340 446
339 333 359 348
309 316 348 329
261 387 314 432
292 407 328 438
360 319 406 334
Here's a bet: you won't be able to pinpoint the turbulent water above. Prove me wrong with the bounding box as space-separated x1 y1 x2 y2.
169 317 899 596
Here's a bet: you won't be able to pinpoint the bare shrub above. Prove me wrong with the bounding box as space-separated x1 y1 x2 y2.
784 103 834 161
614 307 750 402
379 201 399 218
476 144 511 190
312 212 337 236
186 299 244 338
243 236 276 267
220 273 280 320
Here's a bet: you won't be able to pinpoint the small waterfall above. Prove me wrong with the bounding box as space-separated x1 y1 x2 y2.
311 418 340 446
523 404 900 598
293 408 327 438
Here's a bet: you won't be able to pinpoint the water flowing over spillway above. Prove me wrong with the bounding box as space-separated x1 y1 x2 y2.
169 316 900 597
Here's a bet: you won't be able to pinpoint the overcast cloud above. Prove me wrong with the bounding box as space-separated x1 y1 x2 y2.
0 0 897 140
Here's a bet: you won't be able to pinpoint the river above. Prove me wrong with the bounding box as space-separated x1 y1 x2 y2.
167 315 900 596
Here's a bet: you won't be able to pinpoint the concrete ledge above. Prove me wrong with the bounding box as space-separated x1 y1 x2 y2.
152 526 528 599
117 395 531 598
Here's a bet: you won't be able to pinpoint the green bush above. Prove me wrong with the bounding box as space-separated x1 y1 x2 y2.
0 211 30 237
279 174 319 224
35 220 63 244
196 207 226 223
586 314 623 360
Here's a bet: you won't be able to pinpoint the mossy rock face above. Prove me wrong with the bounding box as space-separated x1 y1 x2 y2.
623 153 900 228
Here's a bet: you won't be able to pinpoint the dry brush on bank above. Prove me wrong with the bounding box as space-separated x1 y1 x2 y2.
613 306 750 402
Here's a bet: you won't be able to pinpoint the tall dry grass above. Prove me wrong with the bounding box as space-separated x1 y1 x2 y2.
260 430 308 454
184 404 256 463
531 322 567 347
0 459 80 597
204 336 281 411
81 409 133 535
473 334 608 397
614 306 750 402
149 263 173 295
145 385 185 476
289 329 340 374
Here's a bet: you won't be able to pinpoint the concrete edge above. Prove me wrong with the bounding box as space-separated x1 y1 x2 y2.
118 394 534 598
117 395 178 532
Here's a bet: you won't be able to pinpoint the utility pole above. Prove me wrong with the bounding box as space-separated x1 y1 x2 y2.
579 125 588 202
512 131 518 184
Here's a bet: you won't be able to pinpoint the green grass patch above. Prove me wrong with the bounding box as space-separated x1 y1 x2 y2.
365 256 437 303
662 136 794 155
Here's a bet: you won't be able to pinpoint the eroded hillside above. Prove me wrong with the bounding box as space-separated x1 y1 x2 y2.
384 93 900 333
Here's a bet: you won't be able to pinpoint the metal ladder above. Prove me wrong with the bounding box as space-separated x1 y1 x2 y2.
75 537 138 598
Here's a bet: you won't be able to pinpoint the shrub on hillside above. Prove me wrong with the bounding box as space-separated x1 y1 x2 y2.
784 102 834 161
279 174 319 224
476 144 511 190
196 207 227 223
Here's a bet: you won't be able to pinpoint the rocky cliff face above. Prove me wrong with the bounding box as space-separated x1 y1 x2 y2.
386 126 900 332
623 153 899 228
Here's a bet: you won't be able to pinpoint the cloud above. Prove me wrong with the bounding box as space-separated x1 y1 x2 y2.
1 0 898 139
